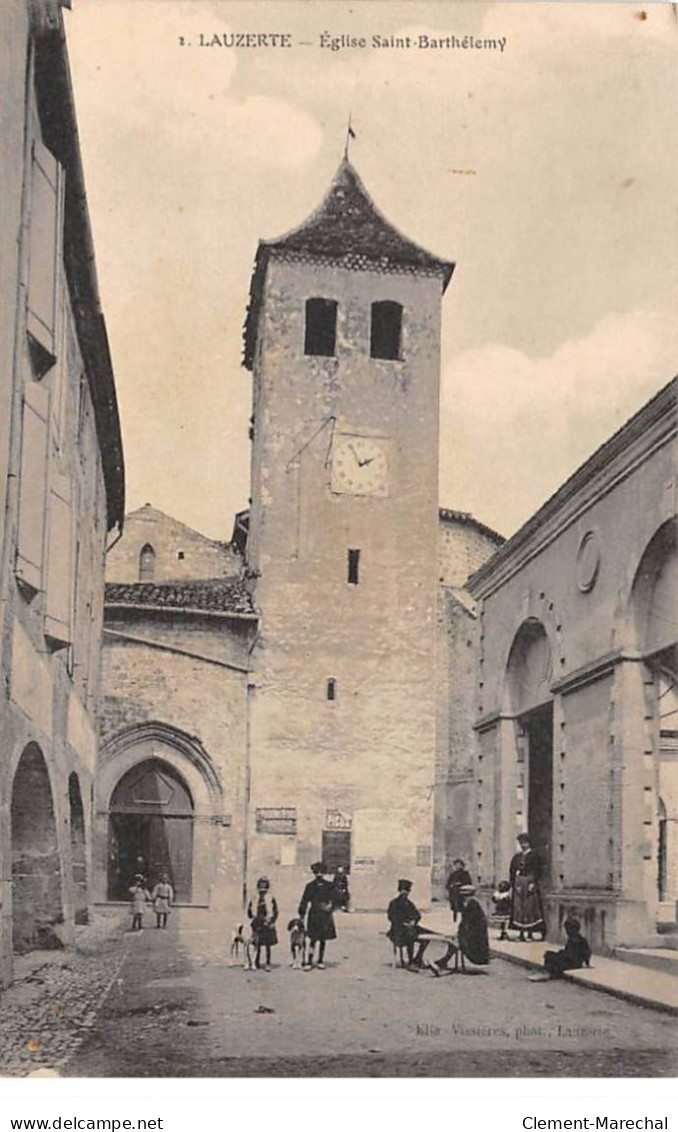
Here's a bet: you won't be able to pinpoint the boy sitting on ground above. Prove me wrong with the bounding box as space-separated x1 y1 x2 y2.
542 916 591 978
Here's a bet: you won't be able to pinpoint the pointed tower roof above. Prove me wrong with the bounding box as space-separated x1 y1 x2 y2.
243 158 455 369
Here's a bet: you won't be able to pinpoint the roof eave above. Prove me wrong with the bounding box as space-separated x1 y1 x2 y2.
32 8 125 529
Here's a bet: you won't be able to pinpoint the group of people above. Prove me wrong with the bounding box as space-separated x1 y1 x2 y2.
442 839 591 980
128 839 592 982
128 873 174 931
244 862 345 970
387 877 490 974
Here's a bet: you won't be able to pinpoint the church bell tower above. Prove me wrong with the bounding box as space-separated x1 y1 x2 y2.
243 158 454 908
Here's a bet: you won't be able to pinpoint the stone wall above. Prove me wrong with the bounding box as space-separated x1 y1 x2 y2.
106 505 241 584
433 514 500 901
98 613 253 910
0 11 114 985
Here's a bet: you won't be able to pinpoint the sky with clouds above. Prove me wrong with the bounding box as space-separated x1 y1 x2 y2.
65 1 677 540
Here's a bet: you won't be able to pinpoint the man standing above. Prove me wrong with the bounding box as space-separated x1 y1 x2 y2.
445 858 472 923
298 862 337 969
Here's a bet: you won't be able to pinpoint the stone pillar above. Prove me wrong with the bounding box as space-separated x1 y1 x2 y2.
496 715 520 882
613 658 657 944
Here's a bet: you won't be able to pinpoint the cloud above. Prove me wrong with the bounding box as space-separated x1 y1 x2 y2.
223 96 323 171
439 305 678 537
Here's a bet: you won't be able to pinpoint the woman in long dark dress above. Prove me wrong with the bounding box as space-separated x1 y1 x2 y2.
509 833 546 941
298 862 337 969
429 885 490 974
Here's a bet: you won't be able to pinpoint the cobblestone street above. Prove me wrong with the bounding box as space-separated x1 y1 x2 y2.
2 910 675 1078
0 918 127 1077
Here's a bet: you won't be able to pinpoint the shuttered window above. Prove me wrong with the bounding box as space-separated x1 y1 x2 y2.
26 139 63 376
44 470 74 649
15 380 51 595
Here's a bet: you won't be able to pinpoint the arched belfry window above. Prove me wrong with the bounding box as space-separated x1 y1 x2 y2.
139 543 156 582
371 301 402 360
304 298 337 357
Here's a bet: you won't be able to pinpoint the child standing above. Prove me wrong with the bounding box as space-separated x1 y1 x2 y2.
129 875 150 931
247 876 278 969
491 880 512 940
151 874 174 929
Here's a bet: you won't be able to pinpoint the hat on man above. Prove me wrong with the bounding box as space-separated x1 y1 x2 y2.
311 861 325 875
459 884 476 896
397 878 412 892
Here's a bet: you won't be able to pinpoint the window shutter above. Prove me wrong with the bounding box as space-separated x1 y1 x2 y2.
45 470 74 648
26 139 63 374
15 380 51 595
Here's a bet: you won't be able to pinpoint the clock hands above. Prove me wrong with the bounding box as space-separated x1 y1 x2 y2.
348 444 377 469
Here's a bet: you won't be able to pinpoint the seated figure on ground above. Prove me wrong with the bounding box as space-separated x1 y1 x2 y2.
387 878 429 966
429 885 490 975
542 916 591 979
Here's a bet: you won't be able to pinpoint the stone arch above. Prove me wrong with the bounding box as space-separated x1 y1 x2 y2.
98 722 223 811
11 744 64 952
504 618 553 717
68 772 88 925
96 722 224 907
503 618 555 882
628 518 678 920
629 517 677 659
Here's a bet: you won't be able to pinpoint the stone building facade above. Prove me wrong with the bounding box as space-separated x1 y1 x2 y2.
243 159 455 909
98 504 498 914
467 379 677 949
96 162 501 915
98 512 254 912
0 0 124 985
434 512 504 899
106 504 241 585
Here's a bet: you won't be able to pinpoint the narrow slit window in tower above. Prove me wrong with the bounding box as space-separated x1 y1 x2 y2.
327 678 337 701
347 548 360 585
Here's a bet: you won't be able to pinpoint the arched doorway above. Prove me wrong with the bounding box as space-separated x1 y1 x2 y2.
630 518 678 917
68 773 88 924
11 744 64 952
506 619 554 881
107 759 194 902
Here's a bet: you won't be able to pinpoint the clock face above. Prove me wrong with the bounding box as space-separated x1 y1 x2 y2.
331 435 389 497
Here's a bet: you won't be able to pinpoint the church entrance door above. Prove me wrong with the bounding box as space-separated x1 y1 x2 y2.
522 703 554 885
107 759 194 902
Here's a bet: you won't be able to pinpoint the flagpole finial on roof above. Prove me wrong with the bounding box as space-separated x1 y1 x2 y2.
344 112 356 160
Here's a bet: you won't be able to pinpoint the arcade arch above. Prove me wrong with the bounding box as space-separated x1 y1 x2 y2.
11 744 64 952
630 518 678 915
505 619 554 884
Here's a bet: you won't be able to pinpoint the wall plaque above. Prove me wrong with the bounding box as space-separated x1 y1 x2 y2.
255 806 297 834
325 809 352 831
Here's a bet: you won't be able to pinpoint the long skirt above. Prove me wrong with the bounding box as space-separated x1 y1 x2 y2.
509 876 545 933
307 907 336 943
